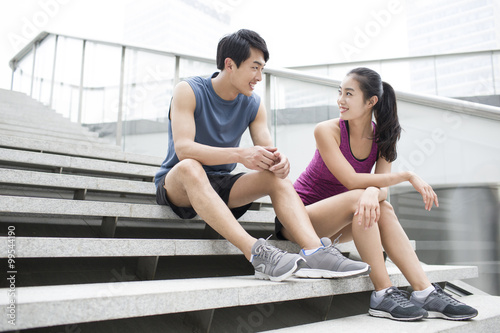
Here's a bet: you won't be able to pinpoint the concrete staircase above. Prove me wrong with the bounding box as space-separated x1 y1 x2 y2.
0 88 499 332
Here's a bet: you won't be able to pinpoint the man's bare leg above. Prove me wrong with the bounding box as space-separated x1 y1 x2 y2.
228 171 323 250
164 159 256 259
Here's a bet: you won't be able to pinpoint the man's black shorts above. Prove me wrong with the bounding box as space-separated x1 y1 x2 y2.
156 172 252 220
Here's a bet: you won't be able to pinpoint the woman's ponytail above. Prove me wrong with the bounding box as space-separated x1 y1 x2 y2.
374 81 401 162
347 67 401 162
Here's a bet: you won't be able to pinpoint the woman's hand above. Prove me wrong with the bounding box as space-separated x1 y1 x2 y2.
408 172 439 211
355 187 381 230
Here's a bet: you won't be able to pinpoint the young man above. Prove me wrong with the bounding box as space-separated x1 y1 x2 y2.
154 29 370 282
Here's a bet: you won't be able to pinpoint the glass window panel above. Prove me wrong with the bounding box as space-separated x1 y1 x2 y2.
51 37 83 121
32 35 56 106
270 77 338 181
11 51 34 96
119 49 177 154
179 58 215 79
80 42 122 125
122 49 176 122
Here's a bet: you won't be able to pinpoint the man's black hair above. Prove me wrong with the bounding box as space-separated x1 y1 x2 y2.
216 29 269 70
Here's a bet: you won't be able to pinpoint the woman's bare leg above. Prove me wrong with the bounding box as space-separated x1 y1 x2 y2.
283 189 431 292
281 189 365 242
376 201 431 291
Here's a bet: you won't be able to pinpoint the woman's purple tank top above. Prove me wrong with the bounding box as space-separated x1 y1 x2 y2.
294 119 378 205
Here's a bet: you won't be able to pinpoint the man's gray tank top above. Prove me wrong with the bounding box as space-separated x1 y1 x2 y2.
154 72 261 187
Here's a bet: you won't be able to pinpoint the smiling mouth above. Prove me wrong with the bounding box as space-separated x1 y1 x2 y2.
339 107 348 113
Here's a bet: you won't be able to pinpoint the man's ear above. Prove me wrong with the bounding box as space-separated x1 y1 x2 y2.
225 58 234 71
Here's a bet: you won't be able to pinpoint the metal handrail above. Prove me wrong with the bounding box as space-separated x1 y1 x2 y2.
8 31 216 70
9 31 500 148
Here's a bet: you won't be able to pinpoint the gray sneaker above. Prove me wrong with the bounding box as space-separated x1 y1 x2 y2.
369 286 428 321
251 238 306 282
294 237 370 278
410 284 478 320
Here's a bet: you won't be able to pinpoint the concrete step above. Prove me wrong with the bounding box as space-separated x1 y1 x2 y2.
0 123 102 142
0 237 370 259
0 135 162 166
0 195 275 224
0 264 478 331
0 105 75 123
0 89 51 105
0 128 106 146
0 148 158 180
263 294 500 333
0 115 99 138
0 169 155 198
0 100 59 112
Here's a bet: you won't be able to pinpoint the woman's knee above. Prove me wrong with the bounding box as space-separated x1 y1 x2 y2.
379 200 396 215
378 200 399 228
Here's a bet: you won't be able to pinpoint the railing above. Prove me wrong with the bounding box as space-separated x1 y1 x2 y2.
9 32 500 151
9 32 216 147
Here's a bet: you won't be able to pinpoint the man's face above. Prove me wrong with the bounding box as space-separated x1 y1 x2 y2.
231 47 266 97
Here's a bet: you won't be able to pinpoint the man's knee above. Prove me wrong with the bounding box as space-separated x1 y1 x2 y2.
260 171 294 193
165 159 209 191
172 159 205 180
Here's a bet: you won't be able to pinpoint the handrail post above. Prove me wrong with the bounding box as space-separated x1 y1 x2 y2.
433 55 438 95
77 40 86 124
49 35 58 109
10 66 15 91
29 42 38 97
174 55 180 86
265 74 275 145
491 51 497 95
116 46 126 147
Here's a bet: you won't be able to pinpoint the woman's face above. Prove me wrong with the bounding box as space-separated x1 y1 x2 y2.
337 75 375 121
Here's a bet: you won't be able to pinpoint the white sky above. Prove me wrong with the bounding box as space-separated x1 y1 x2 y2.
0 0 409 90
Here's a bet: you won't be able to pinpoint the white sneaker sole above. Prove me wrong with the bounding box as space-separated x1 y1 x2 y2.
426 311 478 321
294 265 371 279
369 309 425 321
254 258 306 282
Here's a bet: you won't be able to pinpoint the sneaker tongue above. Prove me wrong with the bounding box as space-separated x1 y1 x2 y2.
320 237 332 247
251 239 266 255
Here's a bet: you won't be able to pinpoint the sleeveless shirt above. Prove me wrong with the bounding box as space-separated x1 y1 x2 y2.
294 119 378 205
154 73 260 187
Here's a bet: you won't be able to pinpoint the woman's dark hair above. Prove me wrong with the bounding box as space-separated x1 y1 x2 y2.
216 29 269 70
347 67 401 162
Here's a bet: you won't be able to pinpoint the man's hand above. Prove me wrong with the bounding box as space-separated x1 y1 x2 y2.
268 149 290 179
241 146 278 172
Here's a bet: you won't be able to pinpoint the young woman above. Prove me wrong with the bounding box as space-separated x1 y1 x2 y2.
276 67 478 321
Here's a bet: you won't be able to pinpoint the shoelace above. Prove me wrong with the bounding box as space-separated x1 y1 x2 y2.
321 235 345 259
387 288 413 308
254 236 287 264
432 284 463 306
